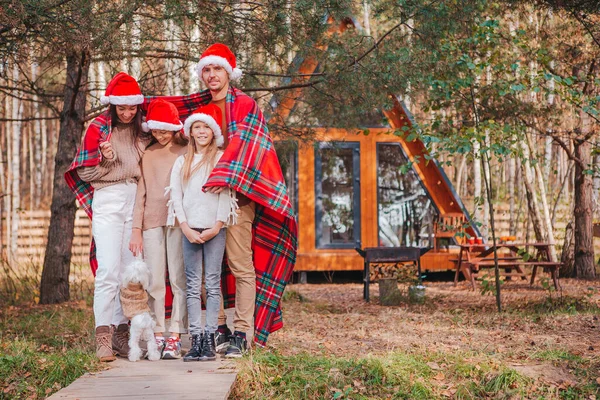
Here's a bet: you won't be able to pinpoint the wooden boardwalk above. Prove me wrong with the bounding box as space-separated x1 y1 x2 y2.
48 350 237 399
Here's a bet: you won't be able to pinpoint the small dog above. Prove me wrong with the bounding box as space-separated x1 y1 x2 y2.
120 257 161 362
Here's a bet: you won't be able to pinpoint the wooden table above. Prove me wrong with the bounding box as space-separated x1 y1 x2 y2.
453 242 561 290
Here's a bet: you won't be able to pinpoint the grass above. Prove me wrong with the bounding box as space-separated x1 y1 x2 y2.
0 302 100 399
230 348 547 399
231 282 600 399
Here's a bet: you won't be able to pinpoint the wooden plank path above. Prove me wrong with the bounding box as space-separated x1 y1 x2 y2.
48 346 237 399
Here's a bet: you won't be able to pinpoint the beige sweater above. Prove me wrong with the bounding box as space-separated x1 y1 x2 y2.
132 142 187 230
78 123 146 189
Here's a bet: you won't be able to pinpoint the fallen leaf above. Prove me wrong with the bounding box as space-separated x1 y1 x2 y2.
433 372 445 381
427 361 441 370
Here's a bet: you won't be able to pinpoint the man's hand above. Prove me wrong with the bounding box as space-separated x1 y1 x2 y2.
99 141 115 160
206 185 226 194
129 228 143 256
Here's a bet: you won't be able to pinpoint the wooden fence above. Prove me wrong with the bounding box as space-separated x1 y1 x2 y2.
1 209 91 265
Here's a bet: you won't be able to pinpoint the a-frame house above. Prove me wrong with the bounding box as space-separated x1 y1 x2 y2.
267 18 480 274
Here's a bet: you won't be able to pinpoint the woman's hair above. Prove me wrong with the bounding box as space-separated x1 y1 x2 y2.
181 121 220 184
110 105 152 146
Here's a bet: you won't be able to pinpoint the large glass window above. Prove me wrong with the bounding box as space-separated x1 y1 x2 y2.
315 142 361 248
377 143 438 247
274 141 298 213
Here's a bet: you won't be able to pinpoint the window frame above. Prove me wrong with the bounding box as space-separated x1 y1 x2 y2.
314 141 362 249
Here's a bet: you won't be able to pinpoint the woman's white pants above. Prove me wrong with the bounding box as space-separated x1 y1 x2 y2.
92 181 137 328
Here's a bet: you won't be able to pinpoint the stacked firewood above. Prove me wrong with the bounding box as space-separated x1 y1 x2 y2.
369 262 418 283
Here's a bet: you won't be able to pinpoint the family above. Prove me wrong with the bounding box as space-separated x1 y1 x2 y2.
64 43 298 362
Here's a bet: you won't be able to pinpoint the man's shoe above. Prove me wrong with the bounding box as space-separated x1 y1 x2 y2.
162 336 182 359
200 333 217 361
95 326 116 362
112 324 130 357
224 333 247 359
215 327 232 354
183 334 202 362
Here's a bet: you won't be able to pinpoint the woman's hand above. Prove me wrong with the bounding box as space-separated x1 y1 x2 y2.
129 228 143 256
181 223 204 244
99 141 115 160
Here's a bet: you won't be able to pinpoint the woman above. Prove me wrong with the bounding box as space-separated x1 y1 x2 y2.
65 72 151 362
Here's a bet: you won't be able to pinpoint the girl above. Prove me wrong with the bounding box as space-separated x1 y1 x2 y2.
129 99 188 359
66 72 151 361
169 103 235 362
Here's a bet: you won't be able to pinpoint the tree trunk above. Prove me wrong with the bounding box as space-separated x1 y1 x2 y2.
40 49 91 304
573 138 595 279
473 140 483 227
520 139 545 241
508 156 516 235
560 221 575 278
527 133 557 261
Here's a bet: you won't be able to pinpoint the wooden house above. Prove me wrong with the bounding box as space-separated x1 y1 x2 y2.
266 19 480 274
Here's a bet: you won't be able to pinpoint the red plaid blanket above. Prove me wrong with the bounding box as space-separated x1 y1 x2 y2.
158 87 298 346
64 110 113 275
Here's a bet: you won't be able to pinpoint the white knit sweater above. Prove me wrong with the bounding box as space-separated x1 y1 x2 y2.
168 151 235 229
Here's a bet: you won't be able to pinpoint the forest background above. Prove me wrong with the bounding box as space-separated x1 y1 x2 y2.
0 0 599 304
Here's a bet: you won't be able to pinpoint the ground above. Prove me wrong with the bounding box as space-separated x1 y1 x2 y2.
232 279 600 399
2 277 600 399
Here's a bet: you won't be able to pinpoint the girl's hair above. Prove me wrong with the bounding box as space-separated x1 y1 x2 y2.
181 121 220 184
172 131 189 147
110 105 152 147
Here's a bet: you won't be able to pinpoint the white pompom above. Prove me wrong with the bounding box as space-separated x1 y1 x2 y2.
230 68 243 81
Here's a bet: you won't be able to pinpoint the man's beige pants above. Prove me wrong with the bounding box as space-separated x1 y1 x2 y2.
220 202 256 334
143 226 187 334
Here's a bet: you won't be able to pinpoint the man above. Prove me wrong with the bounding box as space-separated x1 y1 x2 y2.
155 43 297 356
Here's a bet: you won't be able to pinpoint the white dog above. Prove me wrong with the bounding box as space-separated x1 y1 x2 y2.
120 257 161 362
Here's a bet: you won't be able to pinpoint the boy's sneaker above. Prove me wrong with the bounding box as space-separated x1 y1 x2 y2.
183 334 202 362
200 333 217 361
162 336 182 359
225 333 247 358
215 327 232 354
155 336 165 358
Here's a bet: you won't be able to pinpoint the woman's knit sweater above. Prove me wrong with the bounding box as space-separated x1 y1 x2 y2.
78 123 146 189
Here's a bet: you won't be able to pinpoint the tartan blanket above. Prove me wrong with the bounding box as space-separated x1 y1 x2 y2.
157 87 298 346
64 110 112 275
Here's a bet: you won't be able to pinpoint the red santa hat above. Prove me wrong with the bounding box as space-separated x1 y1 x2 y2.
195 43 243 82
100 72 144 106
142 99 183 132
183 104 224 147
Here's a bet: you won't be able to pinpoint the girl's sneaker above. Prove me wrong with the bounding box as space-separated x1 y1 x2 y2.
183 334 202 362
155 336 166 358
200 333 217 361
162 336 182 359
